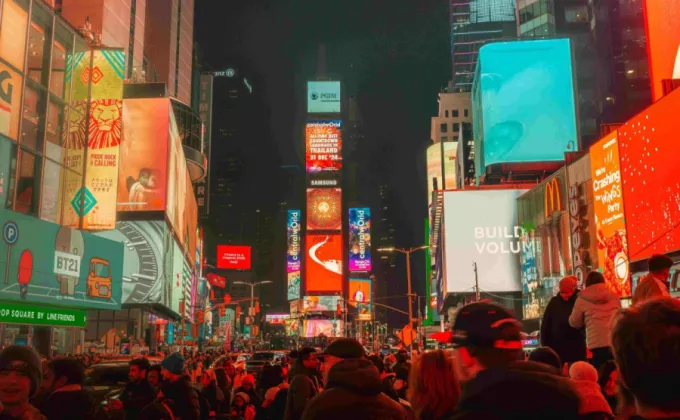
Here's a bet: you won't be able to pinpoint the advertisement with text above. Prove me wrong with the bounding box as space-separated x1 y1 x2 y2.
217 245 252 270
349 208 371 272
307 188 342 231
303 295 340 312
306 120 342 173
287 271 301 301
349 278 372 320
287 210 301 272
307 81 341 114
643 0 680 101
305 234 343 293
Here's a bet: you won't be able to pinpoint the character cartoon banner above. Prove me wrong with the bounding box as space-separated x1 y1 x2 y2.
287 271 300 301
287 210 301 272
0 209 123 309
349 208 371 272
306 120 342 173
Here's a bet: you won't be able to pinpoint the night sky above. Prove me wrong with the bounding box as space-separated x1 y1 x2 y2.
195 0 451 314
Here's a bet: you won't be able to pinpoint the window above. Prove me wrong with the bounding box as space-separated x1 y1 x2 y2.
40 155 63 223
27 1 54 88
444 110 449 117
452 109 459 118
565 5 588 23
21 81 48 152
15 149 42 216
50 21 73 99
0 0 29 71
0 136 18 209
440 123 448 133
453 123 460 132
464 109 469 117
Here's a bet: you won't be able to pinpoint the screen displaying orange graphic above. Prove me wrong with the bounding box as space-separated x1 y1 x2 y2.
307 188 342 231
644 0 680 101
305 234 343 293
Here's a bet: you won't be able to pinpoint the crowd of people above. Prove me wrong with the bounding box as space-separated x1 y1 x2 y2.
0 255 678 420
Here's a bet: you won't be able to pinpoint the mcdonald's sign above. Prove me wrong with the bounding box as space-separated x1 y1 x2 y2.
544 178 562 218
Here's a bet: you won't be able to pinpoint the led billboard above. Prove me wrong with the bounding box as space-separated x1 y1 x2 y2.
303 295 340 312
443 189 528 293
216 245 252 270
305 234 343 293
349 278 372 320
349 208 371 272
306 121 342 173
287 271 301 301
287 210 301 272
474 39 578 177
619 88 680 261
307 81 341 113
302 319 343 337
307 188 342 231
266 314 290 324
590 131 631 297
426 142 457 208
118 98 169 212
643 0 680 101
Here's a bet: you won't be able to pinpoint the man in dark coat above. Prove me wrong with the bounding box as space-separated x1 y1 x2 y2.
541 275 587 365
157 353 200 420
283 348 320 420
111 357 157 420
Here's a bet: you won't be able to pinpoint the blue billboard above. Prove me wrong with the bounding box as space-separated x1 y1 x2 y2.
473 39 578 178
349 208 371 272
287 210 301 272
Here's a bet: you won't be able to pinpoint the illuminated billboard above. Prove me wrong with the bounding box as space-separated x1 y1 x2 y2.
216 245 251 270
306 120 342 173
619 88 680 261
426 142 457 207
349 208 371 272
287 271 301 301
349 278 372 320
643 0 680 101
305 234 343 293
266 314 290 324
307 188 342 231
287 210 301 272
118 98 169 212
473 39 578 177
303 295 340 312
590 131 631 297
0 0 27 140
443 189 528 293
302 319 343 337
307 81 341 113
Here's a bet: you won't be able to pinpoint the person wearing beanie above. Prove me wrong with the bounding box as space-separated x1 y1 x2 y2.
157 353 200 420
231 391 255 420
541 275 587 366
40 358 94 420
233 373 260 413
528 347 563 374
568 361 613 417
0 345 46 420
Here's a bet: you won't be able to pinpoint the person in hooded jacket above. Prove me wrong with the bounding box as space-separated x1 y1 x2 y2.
283 348 320 420
301 338 407 420
569 271 621 371
568 362 614 419
541 275 587 366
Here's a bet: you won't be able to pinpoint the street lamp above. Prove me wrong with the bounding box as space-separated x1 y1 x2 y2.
377 246 429 327
232 280 273 310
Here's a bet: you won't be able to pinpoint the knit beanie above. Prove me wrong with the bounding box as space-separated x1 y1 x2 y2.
161 352 186 375
0 345 42 396
234 392 250 404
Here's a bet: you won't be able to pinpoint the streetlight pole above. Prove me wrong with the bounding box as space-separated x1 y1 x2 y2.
232 280 272 336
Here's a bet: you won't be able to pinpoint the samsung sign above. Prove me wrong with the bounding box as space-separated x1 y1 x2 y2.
308 81 341 114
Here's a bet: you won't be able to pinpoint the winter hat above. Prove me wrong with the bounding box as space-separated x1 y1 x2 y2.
242 374 255 386
234 392 250 404
0 345 42 396
451 302 522 350
528 347 562 371
569 361 598 382
161 352 185 375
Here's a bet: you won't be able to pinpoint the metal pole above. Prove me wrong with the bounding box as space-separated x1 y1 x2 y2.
406 250 413 327
474 262 480 301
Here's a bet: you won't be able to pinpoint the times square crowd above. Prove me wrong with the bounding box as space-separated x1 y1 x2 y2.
0 254 678 420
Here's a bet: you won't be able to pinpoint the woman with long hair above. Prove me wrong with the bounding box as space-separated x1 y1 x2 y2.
407 350 461 420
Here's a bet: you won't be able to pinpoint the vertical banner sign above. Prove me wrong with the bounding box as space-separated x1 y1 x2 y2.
287 210 301 272
349 208 371 272
196 74 213 217
590 131 630 298
305 120 342 174
62 48 125 230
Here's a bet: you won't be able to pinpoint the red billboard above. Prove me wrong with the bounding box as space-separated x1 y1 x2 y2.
216 245 252 270
619 88 680 262
206 273 226 288
643 0 680 101
305 234 343 293
307 188 342 231
306 120 342 173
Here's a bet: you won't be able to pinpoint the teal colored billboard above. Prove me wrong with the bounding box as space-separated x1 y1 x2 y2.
0 209 124 310
473 39 578 177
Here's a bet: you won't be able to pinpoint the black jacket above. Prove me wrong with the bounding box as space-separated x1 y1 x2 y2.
450 361 581 420
283 361 320 420
541 292 587 364
119 379 157 420
301 359 407 420
200 382 226 415
160 375 201 420
41 386 95 420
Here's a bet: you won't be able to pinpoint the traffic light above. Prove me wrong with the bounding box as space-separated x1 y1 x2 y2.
220 306 226 317
337 303 342 315
235 306 242 319
198 311 204 324
255 300 260 314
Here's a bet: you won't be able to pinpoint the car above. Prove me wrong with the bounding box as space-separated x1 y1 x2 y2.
245 351 277 376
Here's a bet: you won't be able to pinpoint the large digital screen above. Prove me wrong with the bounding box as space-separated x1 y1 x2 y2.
619 88 680 261
349 208 371 272
216 245 251 270
349 278 372 320
644 0 680 101
443 189 528 293
307 188 342 231
426 143 457 208
306 121 342 173
301 319 343 338
303 295 340 312
474 39 578 176
287 271 301 301
287 210 301 272
590 131 631 297
305 234 343 293
307 81 341 114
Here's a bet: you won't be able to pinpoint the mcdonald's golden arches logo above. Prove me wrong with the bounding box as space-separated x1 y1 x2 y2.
544 178 562 218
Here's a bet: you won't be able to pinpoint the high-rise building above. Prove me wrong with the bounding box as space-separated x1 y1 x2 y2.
450 0 517 92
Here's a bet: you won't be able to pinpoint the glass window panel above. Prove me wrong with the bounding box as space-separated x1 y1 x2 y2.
0 136 18 209
15 148 42 216
46 99 64 146
40 154 64 223
0 0 29 71
59 166 81 225
565 5 589 23
27 2 53 87
50 21 73 98
21 81 47 152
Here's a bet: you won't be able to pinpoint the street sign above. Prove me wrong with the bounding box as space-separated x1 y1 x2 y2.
2 221 18 245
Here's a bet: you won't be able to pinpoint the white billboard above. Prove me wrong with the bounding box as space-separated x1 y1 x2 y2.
443 189 528 293
307 81 341 113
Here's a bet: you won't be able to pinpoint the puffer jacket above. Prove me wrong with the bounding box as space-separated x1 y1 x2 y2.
570 380 613 418
569 283 621 349
300 359 407 420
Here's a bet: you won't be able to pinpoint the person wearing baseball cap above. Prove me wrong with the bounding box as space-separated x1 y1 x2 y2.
0 345 46 420
449 302 581 420
300 338 407 420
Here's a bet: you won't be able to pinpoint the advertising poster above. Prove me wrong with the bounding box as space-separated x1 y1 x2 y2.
216 245 251 270
0 209 124 310
474 39 577 177
443 189 528 293
643 0 680 101
619 88 680 262
349 278 372 320
0 0 26 141
307 81 341 114
349 208 371 272
287 271 300 301
118 98 169 212
184 174 198 265
305 120 342 173
302 319 343 338
303 295 340 312
305 234 342 293
590 131 630 297
265 314 289 324
307 188 342 231
289 299 302 318
287 210 301 272
196 74 213 216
